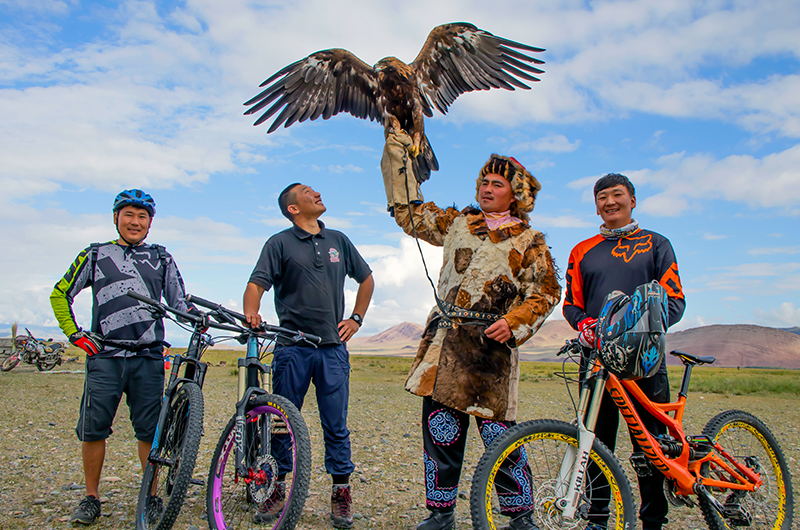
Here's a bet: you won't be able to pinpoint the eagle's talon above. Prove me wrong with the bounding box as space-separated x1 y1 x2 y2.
409 144 421 158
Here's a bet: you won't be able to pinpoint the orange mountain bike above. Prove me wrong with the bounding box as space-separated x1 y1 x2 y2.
469 339 794 530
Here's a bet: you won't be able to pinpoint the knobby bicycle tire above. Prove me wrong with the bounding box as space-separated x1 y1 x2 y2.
1 352 20 372
207 393 312 530
699 410 794 530
136 382 204 530
470 419 636 530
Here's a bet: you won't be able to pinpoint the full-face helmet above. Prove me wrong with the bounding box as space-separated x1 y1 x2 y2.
113 189 156 217
596 281 669 380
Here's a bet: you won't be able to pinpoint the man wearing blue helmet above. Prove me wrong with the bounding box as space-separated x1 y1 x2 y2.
50 189 197 525
563 173 685 530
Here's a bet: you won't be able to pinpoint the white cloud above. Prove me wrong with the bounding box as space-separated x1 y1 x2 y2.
748 245 800 255
702 232 727 241
354 238 444 331
512 134 581 153
327 164 364 174
528 214 594 229
754 302 800 328
690 262 800 295
636 144 800 215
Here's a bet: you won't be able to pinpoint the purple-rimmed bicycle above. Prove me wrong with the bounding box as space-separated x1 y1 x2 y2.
185 295 316 530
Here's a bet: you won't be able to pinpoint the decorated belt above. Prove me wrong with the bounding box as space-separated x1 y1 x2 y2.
431 299 502 330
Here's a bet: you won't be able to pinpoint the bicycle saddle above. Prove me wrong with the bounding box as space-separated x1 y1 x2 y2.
669 350 716 365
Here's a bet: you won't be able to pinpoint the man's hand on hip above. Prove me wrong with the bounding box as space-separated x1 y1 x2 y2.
338 319 359 342
69 330 103 356
485 318 513 344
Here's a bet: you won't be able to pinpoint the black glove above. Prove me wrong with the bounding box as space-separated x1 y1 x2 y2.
188 307 209 333
69 330 103 356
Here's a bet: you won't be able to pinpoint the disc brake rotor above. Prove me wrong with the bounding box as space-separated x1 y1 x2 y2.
534 480 583 530
248 454 279 504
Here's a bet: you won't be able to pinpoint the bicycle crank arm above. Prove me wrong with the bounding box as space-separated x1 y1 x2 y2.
189 478 205 487
556 420 596 520
694 481 753 525
149 455 176 467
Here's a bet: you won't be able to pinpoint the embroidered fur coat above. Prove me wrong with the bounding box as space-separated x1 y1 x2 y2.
382 135 561 421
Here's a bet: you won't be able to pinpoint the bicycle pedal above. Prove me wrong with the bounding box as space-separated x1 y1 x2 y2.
629 453 653 477
722 503 753 527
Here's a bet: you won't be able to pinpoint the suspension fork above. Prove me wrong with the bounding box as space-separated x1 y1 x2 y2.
555 369 609 519
234 336 270 477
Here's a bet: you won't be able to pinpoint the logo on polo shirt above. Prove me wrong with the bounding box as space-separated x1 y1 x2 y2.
329 248 340 263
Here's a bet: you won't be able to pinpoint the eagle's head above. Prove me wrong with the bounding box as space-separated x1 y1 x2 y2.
375 57 412 78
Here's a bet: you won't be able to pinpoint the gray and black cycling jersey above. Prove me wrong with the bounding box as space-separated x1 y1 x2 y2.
51 241 194 359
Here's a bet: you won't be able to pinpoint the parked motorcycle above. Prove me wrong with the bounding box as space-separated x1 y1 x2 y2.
1 323 66 372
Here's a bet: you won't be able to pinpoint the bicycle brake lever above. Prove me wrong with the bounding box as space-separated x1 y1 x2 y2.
557 339 577 356
145 306 167 320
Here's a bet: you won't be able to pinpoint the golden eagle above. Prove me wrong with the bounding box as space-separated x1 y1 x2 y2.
244 22 544 182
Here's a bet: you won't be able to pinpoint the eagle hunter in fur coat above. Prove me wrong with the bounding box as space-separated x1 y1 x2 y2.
382 132 561 422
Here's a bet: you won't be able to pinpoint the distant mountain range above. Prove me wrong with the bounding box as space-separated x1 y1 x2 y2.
351 321 800 369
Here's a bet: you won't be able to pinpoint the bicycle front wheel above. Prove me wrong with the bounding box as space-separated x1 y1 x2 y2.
207 393 311 530
1 352 20 372
136 381 204 530
470 419 635 530
699 410 794 530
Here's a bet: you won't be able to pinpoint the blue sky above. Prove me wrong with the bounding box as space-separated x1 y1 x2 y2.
2 0 799 344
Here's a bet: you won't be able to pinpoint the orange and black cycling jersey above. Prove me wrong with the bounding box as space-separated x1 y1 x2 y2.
563 228 685 331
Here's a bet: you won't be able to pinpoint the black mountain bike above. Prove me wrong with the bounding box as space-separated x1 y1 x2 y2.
126 290 218 530
185 295 318 530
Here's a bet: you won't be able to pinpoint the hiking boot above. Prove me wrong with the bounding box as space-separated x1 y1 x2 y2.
254 482 286 524
70 495 101 525
417 510 455 530
585 524 606 530
330 484 353 529
501 510 539 530
147 496 165 526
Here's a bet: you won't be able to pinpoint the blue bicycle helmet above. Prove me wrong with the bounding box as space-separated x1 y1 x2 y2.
596 281 669 380
113 189 156 217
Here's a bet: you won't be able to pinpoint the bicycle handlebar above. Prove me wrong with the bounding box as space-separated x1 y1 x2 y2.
185 294 322 345
126 290 203 325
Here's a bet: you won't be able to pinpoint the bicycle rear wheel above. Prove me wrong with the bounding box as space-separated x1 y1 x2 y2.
136 381 204 530
470 419 635 530
207 393 311 530
699 410 794 530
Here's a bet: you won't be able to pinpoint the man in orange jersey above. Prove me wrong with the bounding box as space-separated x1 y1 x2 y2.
563 173 685 530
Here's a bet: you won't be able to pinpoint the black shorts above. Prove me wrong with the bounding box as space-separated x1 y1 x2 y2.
76 355 165 442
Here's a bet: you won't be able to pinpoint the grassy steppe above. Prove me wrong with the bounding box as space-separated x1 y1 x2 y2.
0 352 797 529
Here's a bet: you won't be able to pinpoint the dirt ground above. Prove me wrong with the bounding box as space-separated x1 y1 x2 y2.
0 356 797 530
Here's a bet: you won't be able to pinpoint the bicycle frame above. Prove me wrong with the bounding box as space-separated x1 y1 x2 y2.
555 351 764 519
150 325 209 457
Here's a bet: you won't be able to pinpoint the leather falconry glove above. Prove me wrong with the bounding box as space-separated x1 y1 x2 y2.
381 130 423 209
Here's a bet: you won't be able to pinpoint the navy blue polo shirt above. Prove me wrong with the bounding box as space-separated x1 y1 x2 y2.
249 221 372 345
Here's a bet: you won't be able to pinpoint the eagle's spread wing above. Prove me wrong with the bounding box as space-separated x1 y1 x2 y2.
411 23 545 115
244 49 382 133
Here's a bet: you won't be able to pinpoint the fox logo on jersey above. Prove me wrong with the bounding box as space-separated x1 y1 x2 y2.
612 234 652 263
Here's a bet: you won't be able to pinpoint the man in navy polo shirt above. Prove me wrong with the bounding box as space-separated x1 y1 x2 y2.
244 183 374 528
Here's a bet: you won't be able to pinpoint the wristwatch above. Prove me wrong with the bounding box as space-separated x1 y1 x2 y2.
349 313 363 327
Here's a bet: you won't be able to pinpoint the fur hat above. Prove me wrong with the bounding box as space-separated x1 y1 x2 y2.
475 154 541 220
